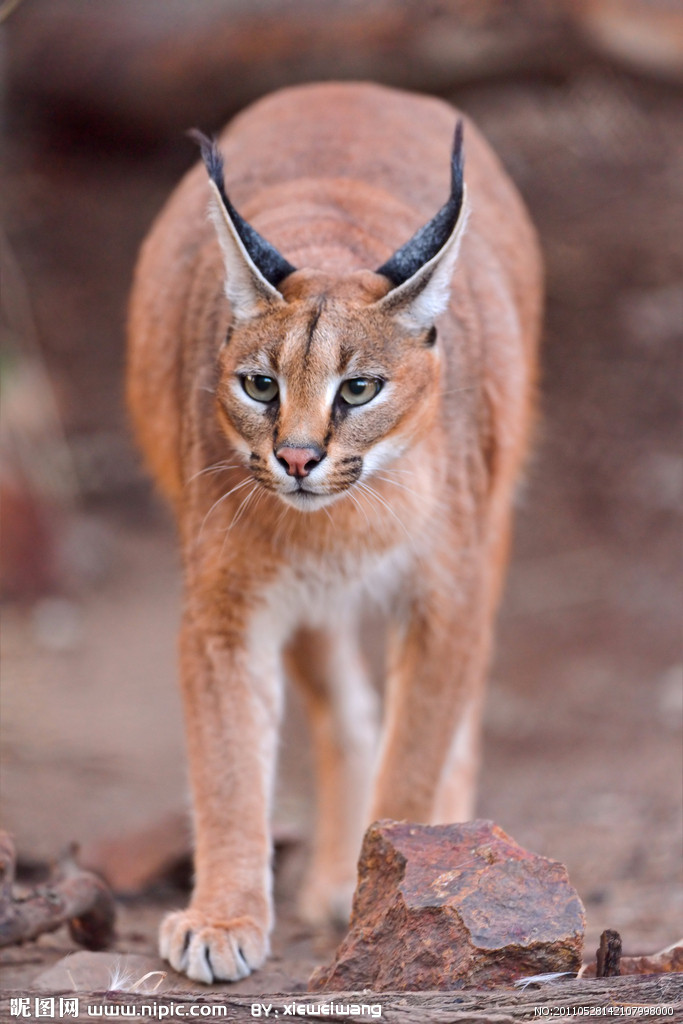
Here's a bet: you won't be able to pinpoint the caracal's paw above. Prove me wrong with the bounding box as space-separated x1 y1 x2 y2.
159 908 269 983
298 877 355 929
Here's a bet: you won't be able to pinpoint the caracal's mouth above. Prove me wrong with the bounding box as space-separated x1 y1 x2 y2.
276 483 344 512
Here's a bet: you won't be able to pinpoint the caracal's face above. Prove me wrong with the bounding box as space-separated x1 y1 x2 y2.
215 271 441 512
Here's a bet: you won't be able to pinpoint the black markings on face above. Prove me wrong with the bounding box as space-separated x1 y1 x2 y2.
331 393 350 428
247 448 275 488
260 401 278 428
302 299 325 364
331 454 363 489
336 342 355 375
425 326 437 347
220 400 250 439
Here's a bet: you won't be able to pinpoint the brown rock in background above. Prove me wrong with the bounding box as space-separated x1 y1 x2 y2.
310 819 585 992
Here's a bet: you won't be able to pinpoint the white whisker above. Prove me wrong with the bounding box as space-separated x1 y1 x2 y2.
346 487 372 530
356 480 416 551
220 485 265 558
228 483 260 531
188 461 242 483
377 465 414 476
274 503 290 535
375 474 449 513
375 474 420 496
197 476 253 542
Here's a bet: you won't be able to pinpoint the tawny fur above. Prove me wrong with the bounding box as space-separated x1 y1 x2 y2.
127 81 542 984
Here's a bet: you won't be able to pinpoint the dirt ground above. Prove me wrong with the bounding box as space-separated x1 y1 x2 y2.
1 45 681 996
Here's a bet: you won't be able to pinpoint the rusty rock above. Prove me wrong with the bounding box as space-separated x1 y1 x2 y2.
309 819 585 991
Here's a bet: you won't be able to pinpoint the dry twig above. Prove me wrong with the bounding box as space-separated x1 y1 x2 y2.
0 832 115 950
596 928 622 978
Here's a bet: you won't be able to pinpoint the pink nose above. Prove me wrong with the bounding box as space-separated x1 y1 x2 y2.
275 445 324 478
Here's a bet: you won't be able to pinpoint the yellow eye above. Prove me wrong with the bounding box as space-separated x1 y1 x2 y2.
243 374 279 402
339 378 382 406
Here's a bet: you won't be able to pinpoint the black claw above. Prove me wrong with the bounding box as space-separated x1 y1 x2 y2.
204 946 215 983
236 945 249 975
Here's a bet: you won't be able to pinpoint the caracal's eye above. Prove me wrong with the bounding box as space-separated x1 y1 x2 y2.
243 374 279 402
339 377 382 406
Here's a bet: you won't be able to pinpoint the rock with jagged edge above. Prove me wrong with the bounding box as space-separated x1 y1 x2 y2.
309 819 585 991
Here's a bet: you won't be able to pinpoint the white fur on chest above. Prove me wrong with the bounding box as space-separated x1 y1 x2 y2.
248 542 412 655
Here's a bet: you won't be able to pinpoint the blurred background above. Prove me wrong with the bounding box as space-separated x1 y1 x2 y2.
1 0 681 988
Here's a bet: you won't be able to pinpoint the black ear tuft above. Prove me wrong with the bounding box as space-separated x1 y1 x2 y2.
189 129 297 288
376 119 465 287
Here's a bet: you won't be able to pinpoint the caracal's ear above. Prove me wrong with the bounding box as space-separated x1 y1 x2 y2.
191 130 297 319
374 120 468 331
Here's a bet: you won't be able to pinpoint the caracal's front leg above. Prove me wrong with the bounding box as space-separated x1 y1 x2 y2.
285 623 379 926
371 563 494 826
160 608 282 983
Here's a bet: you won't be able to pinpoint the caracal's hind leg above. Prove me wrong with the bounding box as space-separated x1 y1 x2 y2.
432 685 486 823
371 509 512 828
369 565 495 826
432 511 513 824
285 623 379 926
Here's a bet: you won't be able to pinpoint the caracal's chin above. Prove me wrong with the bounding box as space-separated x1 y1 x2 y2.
275 487 345 512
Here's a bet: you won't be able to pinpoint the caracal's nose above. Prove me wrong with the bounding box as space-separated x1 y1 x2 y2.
275 445 325 478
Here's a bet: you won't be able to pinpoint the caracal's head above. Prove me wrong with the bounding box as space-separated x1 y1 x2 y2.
195 127 468 512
